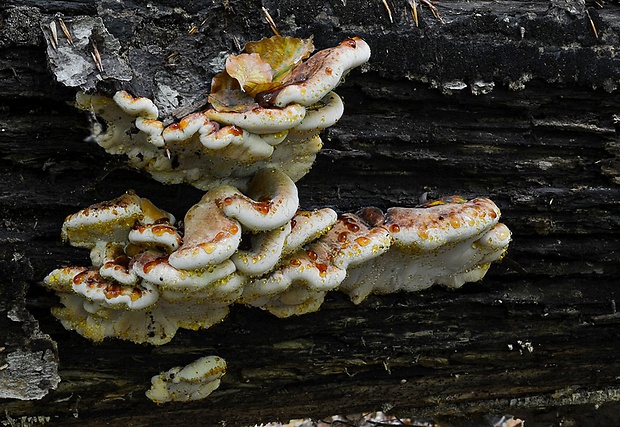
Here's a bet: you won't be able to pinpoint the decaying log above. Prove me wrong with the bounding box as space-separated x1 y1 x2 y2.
1 0 620 425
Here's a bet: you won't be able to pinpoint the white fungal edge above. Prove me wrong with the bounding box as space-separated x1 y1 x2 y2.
205 103 307 134
270 37 371 107
146 355 227 404
287 92 345 141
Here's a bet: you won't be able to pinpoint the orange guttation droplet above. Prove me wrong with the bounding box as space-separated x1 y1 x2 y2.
215 231 226 241
199 242 216 254
229 224 239 234
255 202 271 215
450 216 461 228
389 224 400 233
168 123 180 131
290 258 302 266
343 38 357 48
338 232 348 242
73 271 89 285
104 284 124 299
347 223 360 232
325 67 333 75
230 126 243 136
290 219 297 229
316 263 328 276
129 289 142 301
143 257 167 274
152 225 175 236
307 250 318 261
224 197 233 206
355 236 371 247
490 210 497 219
418 230 429 240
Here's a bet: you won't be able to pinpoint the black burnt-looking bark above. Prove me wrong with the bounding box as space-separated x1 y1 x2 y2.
1 0 619 425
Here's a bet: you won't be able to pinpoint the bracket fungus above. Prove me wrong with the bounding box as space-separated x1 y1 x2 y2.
44 186 510 345
44 34 513 403
76 36 370 192
146 355 227 404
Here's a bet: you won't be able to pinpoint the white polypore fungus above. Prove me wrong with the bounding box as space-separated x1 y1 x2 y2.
133 250 241 297
287 92 345 141
146 355 227 404
97 242 138 285
113 90 159 119
217 168 299 232
256 37 371 108
205 103 306 134
61 191 174 248
339 197 510 304
43 266 158 311
282 208 338 254
231 223 291 276
167 187 242 271
44 179 510 346
76 37 370 192
128 221 182 253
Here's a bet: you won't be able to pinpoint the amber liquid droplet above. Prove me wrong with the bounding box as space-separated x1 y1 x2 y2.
290 219 297 229
230 126 243 136
307 250 318 261
224 197 233 205
229 224 239 235
152 225 175 236
325 67 333 75
199 242 216 254
316 263 328 276
73 271 88 285
389 224 400 233
338 232 348 242
343 38 357 48
347 223 360 232
255 202 270 215
215 231 225 241
355 236 371 247
290 258 302 266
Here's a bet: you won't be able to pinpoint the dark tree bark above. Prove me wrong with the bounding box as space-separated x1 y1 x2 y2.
1 0 620 425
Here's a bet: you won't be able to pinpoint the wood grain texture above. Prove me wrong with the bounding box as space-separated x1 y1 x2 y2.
1 0 619 425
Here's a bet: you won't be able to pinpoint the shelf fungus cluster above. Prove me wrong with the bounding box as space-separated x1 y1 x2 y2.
44 170 510 346
76 36 370 191
45 35 512 403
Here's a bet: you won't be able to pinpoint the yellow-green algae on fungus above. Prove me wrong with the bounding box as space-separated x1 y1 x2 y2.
146 356 227 403
44 186 510 346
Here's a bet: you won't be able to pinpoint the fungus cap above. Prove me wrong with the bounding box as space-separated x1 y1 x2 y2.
205 103 306 134
146 355 227 404
257 37 371 108
61 192 174 248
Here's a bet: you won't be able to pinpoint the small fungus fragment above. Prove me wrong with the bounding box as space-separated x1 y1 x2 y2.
146 355 227 404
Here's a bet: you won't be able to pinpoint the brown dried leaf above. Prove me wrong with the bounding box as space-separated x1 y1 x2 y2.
210 71 240 94
244 36 314 82
208 89 259 113
225 53 273 96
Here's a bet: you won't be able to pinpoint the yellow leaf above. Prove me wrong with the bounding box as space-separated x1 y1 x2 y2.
225 53 273 96
244 36 314 82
